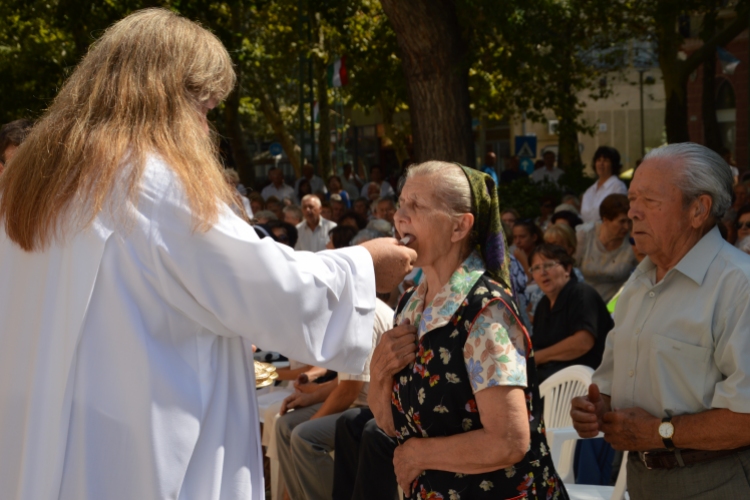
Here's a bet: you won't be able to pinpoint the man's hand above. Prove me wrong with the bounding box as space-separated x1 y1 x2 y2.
293 380 320 394
370 321 418 383
601 407 661 451
361 238 417 293
393 439 423 497
571 384 608 438
279 391 315 415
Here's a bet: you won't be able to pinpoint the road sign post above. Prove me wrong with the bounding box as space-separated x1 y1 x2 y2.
515 136 537 175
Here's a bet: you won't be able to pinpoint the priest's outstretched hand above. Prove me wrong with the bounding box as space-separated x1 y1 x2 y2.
361 238 417 293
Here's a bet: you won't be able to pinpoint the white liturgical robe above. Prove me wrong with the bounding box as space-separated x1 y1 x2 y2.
0 156 376 500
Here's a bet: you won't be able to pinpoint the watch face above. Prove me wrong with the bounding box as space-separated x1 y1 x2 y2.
659 422 674 439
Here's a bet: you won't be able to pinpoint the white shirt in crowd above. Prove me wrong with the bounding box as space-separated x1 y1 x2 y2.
0 156 376 500
530 167 564 185
580 176 628 223
339 298 394 406
261 182 295 202
295 175 328 196
360 181 395 199
295 217 337 252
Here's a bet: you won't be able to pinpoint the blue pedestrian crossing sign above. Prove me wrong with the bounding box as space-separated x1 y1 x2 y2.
519 157 535 175
515 136 537 159
269 142 283 156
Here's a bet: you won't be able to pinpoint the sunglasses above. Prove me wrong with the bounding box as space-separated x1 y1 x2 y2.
738 221 750 230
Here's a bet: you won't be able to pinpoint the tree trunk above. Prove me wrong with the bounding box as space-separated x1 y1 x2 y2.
664 83 691 143
656 4 690 144
223 89 255 188
378 98 409 166
702 51 722 152
379 0 474 166
655 1 748 144
315 57 332 180
702 8 723 152
254 82 302 177
555 72 581 171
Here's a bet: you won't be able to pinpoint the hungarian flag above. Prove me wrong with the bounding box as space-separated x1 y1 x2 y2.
327 56 348 87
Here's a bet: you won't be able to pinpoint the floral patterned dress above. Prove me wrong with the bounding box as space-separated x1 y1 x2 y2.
391 252 567 500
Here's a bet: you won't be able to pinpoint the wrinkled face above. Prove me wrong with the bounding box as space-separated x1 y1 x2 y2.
301 197 322 224
628 159 692 258
530 254 569 297
375 200 396 224
395 175 459 268
501 211 517 227
602 212 632 241
513 225 537 254
738 213 750 241
595 156 613 179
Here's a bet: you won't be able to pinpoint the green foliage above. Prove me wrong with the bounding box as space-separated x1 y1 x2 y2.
497 178 562 219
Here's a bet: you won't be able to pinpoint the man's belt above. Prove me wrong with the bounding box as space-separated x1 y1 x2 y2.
638 445 750 470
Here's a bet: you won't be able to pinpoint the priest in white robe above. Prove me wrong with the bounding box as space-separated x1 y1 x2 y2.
0 9 416 500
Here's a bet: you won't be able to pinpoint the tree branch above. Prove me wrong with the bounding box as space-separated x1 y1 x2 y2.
681 4 749 78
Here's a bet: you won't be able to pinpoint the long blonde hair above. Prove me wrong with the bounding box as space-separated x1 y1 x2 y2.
0 8 237 251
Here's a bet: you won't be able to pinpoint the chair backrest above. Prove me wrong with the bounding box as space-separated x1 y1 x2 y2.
539 365 594 429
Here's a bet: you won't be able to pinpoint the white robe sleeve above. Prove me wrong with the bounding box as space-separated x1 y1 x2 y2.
146 183 376 375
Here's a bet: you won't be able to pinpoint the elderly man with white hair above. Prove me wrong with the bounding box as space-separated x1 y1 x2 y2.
296 194 337 252
571 143 750 499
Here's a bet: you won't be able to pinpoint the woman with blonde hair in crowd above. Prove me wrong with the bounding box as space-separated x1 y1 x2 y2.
0 9 415 500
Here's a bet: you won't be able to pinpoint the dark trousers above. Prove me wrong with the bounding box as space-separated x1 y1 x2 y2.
332 407 398 500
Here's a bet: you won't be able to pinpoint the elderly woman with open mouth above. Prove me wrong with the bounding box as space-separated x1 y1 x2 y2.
368 161 568 499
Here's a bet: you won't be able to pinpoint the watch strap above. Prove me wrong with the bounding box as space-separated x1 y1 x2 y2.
661 417 675 450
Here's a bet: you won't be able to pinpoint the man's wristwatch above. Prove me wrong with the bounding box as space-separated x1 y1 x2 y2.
658 417 675 450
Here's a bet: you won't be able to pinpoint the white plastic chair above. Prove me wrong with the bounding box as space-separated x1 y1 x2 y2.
539 365 595 485
564 451 628 500
539 365 628 500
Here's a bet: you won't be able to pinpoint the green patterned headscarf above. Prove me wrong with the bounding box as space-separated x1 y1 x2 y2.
458 165 511 288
